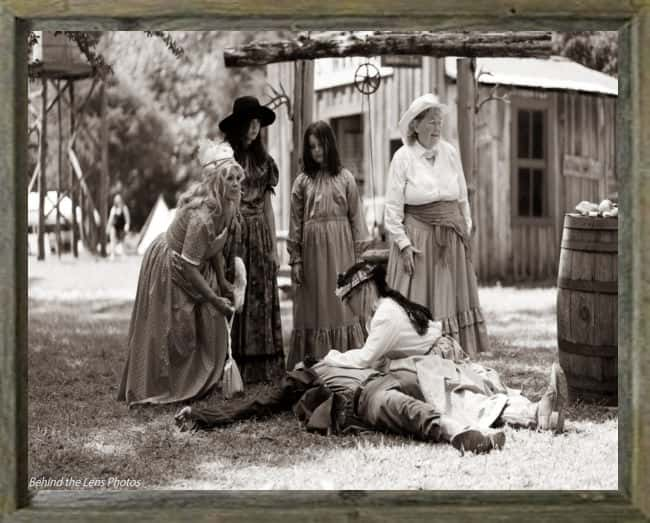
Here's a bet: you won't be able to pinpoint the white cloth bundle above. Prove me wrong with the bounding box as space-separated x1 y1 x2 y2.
222 316 244 399
222 256 247 399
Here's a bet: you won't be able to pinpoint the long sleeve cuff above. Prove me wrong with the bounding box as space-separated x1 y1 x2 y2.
286 239 302 265
459 200 472 232
396 237 411 251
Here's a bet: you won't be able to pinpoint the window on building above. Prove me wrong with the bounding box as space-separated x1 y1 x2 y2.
331 115 364 192
514 108 547 218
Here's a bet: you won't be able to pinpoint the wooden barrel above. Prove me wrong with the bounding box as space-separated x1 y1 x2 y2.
557 213 617 406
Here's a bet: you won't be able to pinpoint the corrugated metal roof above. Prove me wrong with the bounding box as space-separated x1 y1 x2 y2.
445 56 617 96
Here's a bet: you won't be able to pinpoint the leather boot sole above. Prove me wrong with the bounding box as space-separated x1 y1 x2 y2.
451 429 506 455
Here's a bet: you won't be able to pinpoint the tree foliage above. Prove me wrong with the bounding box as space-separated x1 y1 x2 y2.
28 31 279 230
557 31 617 76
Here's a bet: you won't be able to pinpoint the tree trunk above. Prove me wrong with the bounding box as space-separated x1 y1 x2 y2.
225 31 554 67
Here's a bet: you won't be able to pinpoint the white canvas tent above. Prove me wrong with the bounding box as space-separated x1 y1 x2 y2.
137 195 176 255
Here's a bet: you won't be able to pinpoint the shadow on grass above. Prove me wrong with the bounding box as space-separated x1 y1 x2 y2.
28 297 617 488
28 298 402 487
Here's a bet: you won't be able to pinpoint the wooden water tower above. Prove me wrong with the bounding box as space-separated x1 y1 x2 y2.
29 32 108 259
31 32 94 79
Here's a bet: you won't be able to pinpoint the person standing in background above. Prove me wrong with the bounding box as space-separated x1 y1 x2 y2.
286 120 370 370
384 93 488 356
107 193 131 259
220 96 286 384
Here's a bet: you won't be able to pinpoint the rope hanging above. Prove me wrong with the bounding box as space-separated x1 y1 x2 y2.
354 61 381 239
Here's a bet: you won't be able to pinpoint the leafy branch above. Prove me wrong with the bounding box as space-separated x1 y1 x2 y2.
27 31 184 78
145 31 185 58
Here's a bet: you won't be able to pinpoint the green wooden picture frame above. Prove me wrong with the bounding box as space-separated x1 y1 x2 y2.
1 2 648 521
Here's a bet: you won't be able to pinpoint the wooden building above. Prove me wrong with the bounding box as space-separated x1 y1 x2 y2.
266 55 617 283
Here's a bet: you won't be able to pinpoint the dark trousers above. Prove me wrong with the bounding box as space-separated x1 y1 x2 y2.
356 370 442 442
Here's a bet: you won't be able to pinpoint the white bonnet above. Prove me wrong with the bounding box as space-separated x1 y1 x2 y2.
198 139 235 167
398 93 448 144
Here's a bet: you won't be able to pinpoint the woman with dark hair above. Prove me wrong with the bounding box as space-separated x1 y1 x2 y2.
175 260 568 452
220 96 285 384
322 261 463 370
286 120 370 370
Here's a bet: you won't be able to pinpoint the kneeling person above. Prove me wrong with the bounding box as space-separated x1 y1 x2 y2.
175 262 567 452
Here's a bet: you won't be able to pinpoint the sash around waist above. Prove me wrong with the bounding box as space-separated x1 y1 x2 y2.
240 204 266 217
404 200 462 225
403 200 469 253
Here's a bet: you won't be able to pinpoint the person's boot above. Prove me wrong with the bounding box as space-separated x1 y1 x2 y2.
439 415 506 454
537 362 568 432
450 429 506 455
174 406 192 432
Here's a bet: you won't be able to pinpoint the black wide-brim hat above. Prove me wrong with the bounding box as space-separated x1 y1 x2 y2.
219 96 276 133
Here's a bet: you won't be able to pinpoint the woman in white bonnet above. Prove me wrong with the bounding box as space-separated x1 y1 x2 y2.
118 140 245 406
383 93 488 356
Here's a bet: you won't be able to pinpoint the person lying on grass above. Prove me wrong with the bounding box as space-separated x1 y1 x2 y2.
175 262 568 454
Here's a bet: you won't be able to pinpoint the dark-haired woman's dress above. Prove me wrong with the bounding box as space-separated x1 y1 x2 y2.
286 169 369 370
117 204 229 406
229 154 286 384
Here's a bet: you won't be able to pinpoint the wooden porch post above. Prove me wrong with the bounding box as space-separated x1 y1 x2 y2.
56 80 63 257
99 81 109 257
456 58 479 264
457 58 476 216
69 81 79 257
290 60 314 187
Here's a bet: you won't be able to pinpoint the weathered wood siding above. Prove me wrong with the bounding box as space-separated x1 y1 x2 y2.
471 83 512 282
559 92 617 215
265 61 295 266
267 56 446 240
267 60 617 283
313 57 444 203
467 85 616 283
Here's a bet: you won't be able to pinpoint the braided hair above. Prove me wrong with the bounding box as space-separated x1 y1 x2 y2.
337 262 433 336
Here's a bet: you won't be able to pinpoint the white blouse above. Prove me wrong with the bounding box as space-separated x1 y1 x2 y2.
322 298 443 371
384 139 470 250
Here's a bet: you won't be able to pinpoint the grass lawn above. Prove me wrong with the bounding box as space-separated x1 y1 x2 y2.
28 255 618 490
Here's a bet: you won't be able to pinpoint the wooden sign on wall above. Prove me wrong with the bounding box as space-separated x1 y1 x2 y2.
380 55 422 68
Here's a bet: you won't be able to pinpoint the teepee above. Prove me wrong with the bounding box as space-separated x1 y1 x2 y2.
136 195 176 255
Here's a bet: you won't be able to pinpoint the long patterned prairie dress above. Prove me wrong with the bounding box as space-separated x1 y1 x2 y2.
229 153 286 384
286 169 369 370
117 203 230 406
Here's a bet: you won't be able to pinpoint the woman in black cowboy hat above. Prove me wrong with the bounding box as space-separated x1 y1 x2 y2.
220 96 286 384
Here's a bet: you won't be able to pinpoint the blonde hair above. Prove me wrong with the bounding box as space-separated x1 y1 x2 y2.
177 159 241 217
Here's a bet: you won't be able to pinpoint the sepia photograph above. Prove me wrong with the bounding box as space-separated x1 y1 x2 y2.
25 29 618 491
